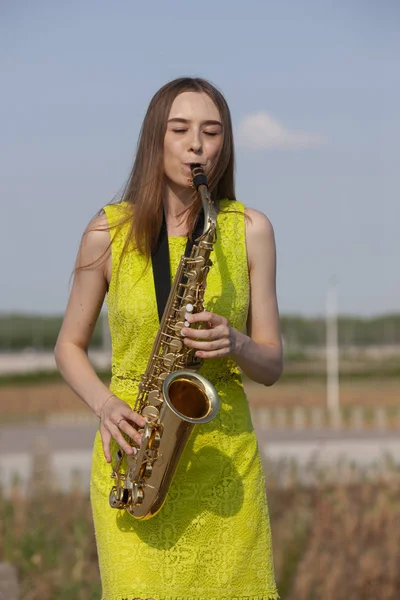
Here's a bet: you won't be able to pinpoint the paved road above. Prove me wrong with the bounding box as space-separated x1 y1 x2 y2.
1 423 399 494
2 422 400 453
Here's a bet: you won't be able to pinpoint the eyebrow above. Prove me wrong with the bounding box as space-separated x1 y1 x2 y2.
167 118 222 127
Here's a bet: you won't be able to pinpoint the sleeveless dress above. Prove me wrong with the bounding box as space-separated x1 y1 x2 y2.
90 199 279 600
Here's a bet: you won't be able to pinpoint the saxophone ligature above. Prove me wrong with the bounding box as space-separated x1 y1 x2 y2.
109 164 220 519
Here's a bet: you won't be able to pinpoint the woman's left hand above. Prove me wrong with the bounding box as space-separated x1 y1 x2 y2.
181 310 236 359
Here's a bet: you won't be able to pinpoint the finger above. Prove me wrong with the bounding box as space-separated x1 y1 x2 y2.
187 338 230 351
118 420 143 447
107 408 145 431
109 424 141 455
186 311 223 325
195 348 230 359
181 325 221 340
127 410 146 428
119 410 146 442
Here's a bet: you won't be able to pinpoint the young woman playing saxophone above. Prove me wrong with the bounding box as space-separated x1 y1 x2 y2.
55 77 283 600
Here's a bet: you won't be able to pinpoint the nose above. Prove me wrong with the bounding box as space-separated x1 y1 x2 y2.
188 128 202 154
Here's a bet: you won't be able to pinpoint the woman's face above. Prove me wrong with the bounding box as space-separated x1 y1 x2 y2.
163 91 223 190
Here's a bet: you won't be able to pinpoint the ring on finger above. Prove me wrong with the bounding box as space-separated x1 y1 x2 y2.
117 417 125 427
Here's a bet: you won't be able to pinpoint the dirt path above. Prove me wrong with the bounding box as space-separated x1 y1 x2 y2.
0 378 398 419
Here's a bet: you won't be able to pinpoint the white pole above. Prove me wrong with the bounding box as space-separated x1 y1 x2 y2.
326 278 340 414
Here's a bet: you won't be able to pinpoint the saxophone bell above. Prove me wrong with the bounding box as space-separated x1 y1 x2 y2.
163 370 219 424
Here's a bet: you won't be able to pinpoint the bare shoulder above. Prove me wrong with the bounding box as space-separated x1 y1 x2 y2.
244 206 275 242
244 207 276 271
77 212 111 268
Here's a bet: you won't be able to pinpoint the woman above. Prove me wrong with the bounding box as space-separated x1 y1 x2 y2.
55 77 283 600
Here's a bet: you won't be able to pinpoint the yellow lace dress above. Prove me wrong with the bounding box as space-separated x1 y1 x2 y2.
90 199 279 600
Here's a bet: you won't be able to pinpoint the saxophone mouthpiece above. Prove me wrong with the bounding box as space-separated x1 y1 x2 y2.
190 164 209 190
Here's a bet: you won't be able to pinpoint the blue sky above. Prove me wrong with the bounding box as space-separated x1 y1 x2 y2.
1 1 399 316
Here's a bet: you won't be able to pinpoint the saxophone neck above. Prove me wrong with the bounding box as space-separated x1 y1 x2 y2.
198 184 217 240
190 164 217 240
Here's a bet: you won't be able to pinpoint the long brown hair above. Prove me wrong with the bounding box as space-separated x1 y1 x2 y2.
117 77 236 257
78 78 236 276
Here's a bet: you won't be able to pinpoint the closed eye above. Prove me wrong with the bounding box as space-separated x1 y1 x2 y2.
172 129 220 136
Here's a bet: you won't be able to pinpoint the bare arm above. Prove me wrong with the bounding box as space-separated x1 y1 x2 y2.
54 215 110 414
231 207 283 384
54 215 145 461
182 207 283 386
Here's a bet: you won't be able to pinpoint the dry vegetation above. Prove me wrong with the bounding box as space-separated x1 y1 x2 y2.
0 484 101 599
1 460 399 600
270 469 400 600
1 373 399 596
0 381 93 419
247 378 400 408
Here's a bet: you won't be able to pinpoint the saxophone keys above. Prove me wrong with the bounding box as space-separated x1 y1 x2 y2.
179 307 188 321
109 487 119 506
163 352 176 367
174 321 185 335
148 430 161 450
178 304 193 322
147 389 162 406
141 405 160 421
109 486 128 509
169 338 183 353
130 484 144 507
139 462 153 479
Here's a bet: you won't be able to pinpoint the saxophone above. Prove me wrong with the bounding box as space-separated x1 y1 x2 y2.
109 164 220 519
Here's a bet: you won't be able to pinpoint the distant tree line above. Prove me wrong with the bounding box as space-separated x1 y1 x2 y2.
280 314 400 347
0 314 103 351
0 313 399 351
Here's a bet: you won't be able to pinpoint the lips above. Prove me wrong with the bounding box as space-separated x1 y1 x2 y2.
183 163 206 169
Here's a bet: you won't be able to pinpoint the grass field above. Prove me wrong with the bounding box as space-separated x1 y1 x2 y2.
1 366 399 598
2 464 399 599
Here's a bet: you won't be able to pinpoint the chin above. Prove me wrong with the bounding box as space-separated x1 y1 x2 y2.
165 173 192 190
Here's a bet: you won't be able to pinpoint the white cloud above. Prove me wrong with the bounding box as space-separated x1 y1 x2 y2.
236 111 326 150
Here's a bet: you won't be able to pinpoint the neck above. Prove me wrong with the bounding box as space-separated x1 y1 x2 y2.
162 180 195 234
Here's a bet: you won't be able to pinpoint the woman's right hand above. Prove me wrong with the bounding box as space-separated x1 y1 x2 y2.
99 395 147 463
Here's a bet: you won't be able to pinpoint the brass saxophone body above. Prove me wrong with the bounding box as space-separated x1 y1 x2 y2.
109 164 220 519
